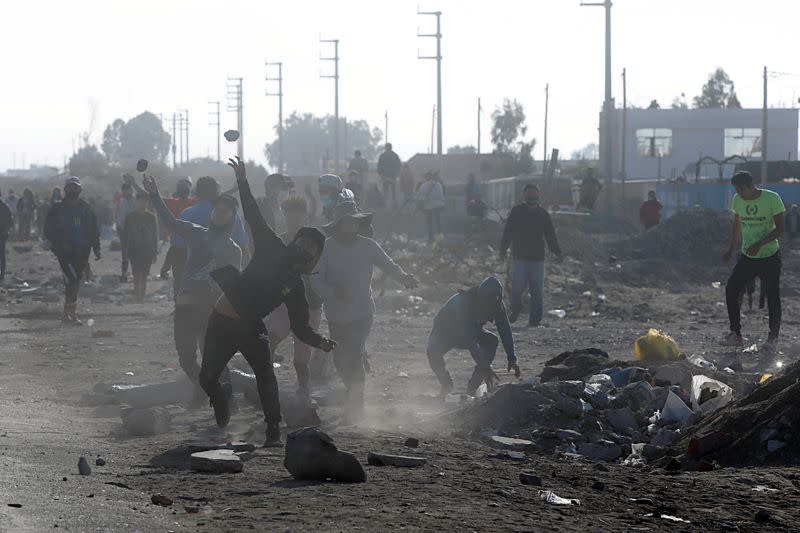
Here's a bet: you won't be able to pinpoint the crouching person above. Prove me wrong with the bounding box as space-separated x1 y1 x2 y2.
427 277 521 397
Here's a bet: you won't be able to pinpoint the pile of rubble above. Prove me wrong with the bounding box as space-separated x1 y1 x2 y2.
452 347 767 468
619 208 731 262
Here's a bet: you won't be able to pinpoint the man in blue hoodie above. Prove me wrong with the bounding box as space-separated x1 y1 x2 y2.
426 277 520 397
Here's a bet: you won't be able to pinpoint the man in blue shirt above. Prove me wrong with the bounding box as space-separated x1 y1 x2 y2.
426 277 520 397
170 176 248 296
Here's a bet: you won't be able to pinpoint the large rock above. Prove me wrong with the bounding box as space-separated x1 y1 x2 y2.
121 407 172 436
578 440 623 462
190 449 243 473
604 407 639 433
284 427 366 482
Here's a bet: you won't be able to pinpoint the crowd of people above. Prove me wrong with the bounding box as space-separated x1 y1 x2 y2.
1 148 798 447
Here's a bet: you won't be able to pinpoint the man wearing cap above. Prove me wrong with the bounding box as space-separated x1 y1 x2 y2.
258 173 294 233
426 277 520 397
44 177 101 324
200 157 336 447
312 200 418 423
158 177 196 282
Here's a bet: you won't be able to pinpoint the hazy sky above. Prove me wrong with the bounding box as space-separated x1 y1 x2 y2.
2 0 799 173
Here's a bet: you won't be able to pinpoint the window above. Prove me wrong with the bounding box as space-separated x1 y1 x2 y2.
724 128 762 158
636 128 673 158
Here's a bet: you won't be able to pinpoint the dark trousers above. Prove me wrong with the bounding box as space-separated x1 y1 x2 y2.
119 228 129 275
0 239 6 278
726 252 782 336
425 209 442 244
426 326 499 393
57 252 90 313
200 311 281 425
174 302 213 382
329 317 373 412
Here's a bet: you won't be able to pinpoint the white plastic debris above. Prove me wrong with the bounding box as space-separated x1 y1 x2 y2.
691 375 733 415
661 391 694 423
582 290 592 298
547 309 566 319
538 490 580 506
87 318 95 327
688 354 716 371
711 282 721 289
475 383 488 398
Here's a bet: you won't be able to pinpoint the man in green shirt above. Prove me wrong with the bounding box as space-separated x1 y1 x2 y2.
722 171 785 347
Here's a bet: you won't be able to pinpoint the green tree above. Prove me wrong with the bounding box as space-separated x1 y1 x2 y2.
670 94 688 109
447 145 477 154
693 68 739 108
101 118 124 163
100 112 171 166
68 145 107 178
491 98 527 153
264 113 382 175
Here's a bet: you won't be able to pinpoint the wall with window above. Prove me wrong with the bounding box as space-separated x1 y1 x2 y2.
605 108 798 181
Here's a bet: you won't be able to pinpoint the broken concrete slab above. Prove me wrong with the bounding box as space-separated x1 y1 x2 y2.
489 436 533 450
487 450 526 461
111 380 193 409
367 452 427 467
284 427 366 482
604 407 639 434
557 429 586 442
121 406 172 437
190 449 243 473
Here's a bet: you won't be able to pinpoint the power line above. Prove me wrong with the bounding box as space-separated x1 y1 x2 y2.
417 10 443 155
208 101 221 162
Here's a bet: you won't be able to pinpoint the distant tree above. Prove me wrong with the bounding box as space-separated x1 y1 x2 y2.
101 118 124 163
648 99 661 109
671 94 688 109
264 113 382 175
68 145 107 178
570 143 600 161
693 68 739 109
491 99 527 153
515 141 535 174
447 145 477 154
117 112 172 165
727 90 742 109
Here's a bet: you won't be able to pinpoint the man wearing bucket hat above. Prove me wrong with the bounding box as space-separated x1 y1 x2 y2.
312 200 418 423
43 176 101 324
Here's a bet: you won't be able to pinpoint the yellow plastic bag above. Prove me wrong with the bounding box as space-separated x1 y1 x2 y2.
634 329 680 362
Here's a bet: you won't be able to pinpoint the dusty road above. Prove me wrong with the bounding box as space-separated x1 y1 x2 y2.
1 239 799 532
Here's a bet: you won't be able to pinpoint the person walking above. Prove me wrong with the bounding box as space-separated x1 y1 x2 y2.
499 183 562 327
377 143 402 208
418 171 445 244
347 149 369 194
0 197 13 282
16 189 36 240
124 192 159 303
722 171 785 347
116 182 136 282
158 178 195 281
200 157 335 447
264 195 323 401
311 200 418 423
43 177 100 324
639 190 663 230
426 277 520 397
128 174 242 406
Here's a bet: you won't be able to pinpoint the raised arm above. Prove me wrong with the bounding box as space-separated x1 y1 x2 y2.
286 279 336 352
227 157 280 251
371 239 416 287
136 175 203 242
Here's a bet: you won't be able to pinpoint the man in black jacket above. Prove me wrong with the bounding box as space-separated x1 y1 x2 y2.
200 157 336 447
0 197 13 281
377 143 401 208
43 177 101 324
499 184 562 326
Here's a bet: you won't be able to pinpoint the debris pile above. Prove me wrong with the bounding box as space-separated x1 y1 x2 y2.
452 348 762 467
619 208 731 262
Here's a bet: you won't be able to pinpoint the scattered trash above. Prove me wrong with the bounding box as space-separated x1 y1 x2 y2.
634 329 680 362
644 513 691 524
712 282 721 289
691 375 733 415
151 494 173 506
689 355 716 371
86 318 95 327
538 490 580 506
743 343 758 353
95 457 106 466
547 309 566 319
752 485 778 492
78 456 91 476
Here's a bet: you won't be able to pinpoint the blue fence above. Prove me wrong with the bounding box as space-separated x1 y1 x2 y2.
655 183 800 219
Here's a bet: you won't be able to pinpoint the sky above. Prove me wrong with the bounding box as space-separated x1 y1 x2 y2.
2 0 799 173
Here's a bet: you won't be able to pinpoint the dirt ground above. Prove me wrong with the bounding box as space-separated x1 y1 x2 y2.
1 234 799 532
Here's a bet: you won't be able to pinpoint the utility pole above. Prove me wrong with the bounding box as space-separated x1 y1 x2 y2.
385 110 389 144
320 39 340 174
208 101 221 162
621 68 628 201
171 113 177 169
761 66 768 185
430 105 436 154
265 61 284 173
581 0 614 211
177 112 185 164
477 97 482 154
227 77 244 161
418 10 443 155
180 109 189 163
543 83 550 175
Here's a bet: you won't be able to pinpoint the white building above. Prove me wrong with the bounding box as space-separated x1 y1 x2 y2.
601 108 799 181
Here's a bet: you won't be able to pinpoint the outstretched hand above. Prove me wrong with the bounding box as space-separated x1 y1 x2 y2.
508 361 521 378
319 337 337 352
227 156 247 183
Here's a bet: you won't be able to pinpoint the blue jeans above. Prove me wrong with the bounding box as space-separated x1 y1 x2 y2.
511 259 545 325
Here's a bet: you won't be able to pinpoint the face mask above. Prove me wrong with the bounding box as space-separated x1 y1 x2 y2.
65 190 80 201
320 195 333 209
525 197 539 205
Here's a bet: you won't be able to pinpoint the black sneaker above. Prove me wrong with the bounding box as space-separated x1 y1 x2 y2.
264 424 283 447
210 391 230 428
